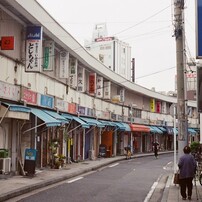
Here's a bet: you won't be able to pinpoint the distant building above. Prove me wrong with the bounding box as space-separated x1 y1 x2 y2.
85 23 134 82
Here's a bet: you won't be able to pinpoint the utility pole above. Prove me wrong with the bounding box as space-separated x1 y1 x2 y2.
174 0 187 158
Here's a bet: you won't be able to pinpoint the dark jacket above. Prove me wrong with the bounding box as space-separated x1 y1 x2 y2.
178 153 197 179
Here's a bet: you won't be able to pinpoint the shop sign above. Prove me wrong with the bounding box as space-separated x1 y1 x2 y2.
25 26 43 72
39 94 54 108
77 66 85 92
1 36 14 50
43 40 55 71
89 73 96 95
103 81 111 100
78 106 86 115
55 98 68 112
68 103 76 114
21 88 37 105
69 58 78 88
59 51 69 78
0 81 20 101
96 76 103 98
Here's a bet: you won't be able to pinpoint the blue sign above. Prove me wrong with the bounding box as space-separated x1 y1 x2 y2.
26 26 42 40
25 149 37 161
40 94 54 108
197 0 202 58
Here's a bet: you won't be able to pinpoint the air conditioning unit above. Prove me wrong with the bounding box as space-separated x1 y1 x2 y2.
0 158 11 174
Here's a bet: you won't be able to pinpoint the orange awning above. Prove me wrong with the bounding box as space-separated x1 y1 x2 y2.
130 124 150 132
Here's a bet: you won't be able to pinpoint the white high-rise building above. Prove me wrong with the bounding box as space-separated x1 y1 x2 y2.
85 23 133 82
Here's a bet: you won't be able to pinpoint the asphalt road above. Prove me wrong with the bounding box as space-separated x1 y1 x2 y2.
9 154 173 202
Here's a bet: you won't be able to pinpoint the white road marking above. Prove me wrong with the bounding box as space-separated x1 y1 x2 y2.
143 181 158 202
133 168 136 171
109 163 119 168
67 177 83 183
163 161 172 170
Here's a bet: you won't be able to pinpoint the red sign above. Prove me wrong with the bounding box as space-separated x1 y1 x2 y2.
89 73 96 95
1 36 14 50
68 103 76 114
22 88 37 105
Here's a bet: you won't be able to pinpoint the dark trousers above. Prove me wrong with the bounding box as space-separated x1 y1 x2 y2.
180 177 193 198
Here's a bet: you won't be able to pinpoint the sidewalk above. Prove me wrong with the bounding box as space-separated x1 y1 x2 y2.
0 152 201 202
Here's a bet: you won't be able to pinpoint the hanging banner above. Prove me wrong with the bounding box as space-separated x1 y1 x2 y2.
156 101 161 113
89 73 96 95
103 81 111 100
25 26 43 72
59 51 69 78
69 58 78 88
150 99 155 112
96 76 103 98
77 66 85 92
43 40 55 71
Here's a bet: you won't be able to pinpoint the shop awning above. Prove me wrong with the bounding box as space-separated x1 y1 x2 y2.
173 128 178 135
166 126 173 134
80 117 104 128
120 123 131 131
2 102 31 113
113 122 126 131
31 108 61 127
148 126 156 133
130 124 150 132
100 120 117 127
43 110 69 124
60 113 89 128
150 126 163 134
188 128 197 135
158 126 167 132
0 102 30 121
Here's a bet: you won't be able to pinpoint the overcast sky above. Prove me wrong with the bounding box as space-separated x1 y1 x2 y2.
36 0 195 93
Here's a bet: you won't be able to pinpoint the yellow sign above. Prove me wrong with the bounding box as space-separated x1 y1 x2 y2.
150 99 155 112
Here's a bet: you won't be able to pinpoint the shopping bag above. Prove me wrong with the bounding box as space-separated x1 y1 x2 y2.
173 172 180 184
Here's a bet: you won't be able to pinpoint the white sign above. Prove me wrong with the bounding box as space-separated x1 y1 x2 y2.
0 81 20 101
59 51 69 78
69 58 78 88
77 66 85 92
120 89 125 103
103 81 111 100
96 76 103 98
25 26 43 72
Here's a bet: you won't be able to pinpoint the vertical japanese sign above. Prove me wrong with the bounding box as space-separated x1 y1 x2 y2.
89 73 96 95
103 81 111 100
69 58 78 88
59 51 69 78
96 76 103 98
43 40 55 71
120 88 125 103
25 26 43 72
150 99 155 112
77 66 85 92
156 101 161 113
161 101 167 114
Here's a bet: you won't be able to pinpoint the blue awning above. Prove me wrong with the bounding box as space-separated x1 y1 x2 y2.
31 108 61 127
113 122 126 131
80 117 104 128
148 126 156 133
173 128 178 135
188 128 197 135
43 110 69 124
120 123 131 131
60 113 89 128
149 126 163 134
2 102 31 113
158 126 167 132
100 120 117 127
